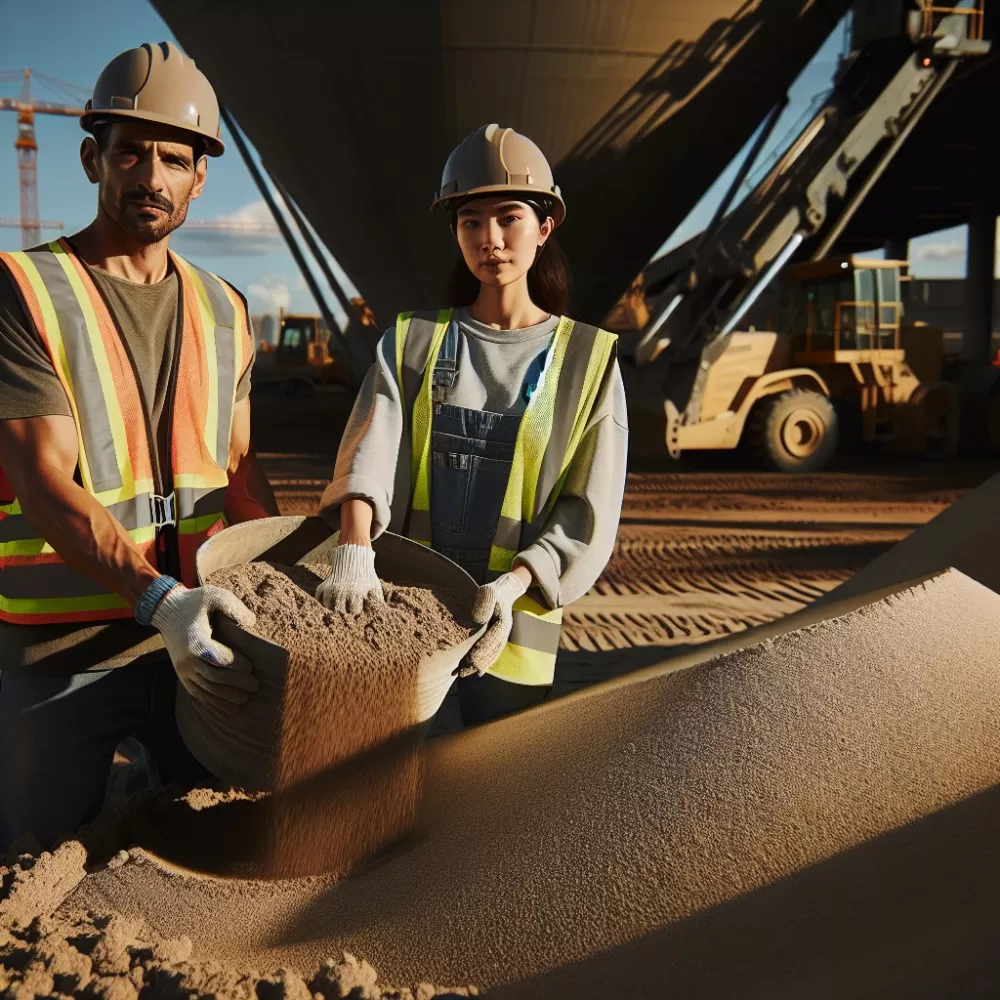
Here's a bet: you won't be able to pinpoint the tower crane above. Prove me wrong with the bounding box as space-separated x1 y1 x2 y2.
0 69 87 248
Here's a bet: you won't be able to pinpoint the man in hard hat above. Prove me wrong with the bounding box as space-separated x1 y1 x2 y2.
0 42 278 847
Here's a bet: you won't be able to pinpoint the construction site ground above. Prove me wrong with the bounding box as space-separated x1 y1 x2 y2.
253 398 994 725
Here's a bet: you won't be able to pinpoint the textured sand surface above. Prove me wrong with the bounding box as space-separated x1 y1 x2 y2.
260 450 989 706
66 569 1000 996
819 468 1000 604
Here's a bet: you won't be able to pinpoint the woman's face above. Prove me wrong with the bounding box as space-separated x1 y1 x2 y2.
454 196 554 289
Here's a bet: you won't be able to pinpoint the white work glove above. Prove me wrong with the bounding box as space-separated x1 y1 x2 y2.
151 584 260 718
314 543 384 615
460 572 528 677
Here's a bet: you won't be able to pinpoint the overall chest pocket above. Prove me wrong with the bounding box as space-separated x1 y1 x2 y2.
430 404 519 541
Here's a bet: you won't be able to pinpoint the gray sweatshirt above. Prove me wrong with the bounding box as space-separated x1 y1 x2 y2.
319 308 628 609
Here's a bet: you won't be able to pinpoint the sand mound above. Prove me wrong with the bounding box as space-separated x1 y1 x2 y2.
820 468 1000 603
0 838 478 998
64 568 1000 996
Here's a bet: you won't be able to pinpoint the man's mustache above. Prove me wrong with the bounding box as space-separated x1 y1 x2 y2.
123 190 174 213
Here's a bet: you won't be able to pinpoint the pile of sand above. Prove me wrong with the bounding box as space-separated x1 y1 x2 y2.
65 568 1000 997
0 839 478 999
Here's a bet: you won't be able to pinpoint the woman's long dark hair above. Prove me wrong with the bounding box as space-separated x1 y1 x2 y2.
445 202 572 317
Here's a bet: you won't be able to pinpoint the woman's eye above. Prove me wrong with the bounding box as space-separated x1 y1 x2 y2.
502 215 519 224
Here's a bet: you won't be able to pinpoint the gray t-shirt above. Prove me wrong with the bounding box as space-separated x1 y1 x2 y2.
0 253 252 672
320 307 629 609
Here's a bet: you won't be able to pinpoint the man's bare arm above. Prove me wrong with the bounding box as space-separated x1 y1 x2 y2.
224 396 279 521
0 414 160 607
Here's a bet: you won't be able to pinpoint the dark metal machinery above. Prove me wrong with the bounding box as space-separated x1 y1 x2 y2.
633 1 990 431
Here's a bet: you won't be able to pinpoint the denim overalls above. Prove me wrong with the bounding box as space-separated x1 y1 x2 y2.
426 321 553 726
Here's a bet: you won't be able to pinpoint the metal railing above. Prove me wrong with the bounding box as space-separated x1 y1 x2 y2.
921 1 985 41
787 301 902 355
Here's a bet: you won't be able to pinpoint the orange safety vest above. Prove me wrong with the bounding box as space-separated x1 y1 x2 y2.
0 238 258 625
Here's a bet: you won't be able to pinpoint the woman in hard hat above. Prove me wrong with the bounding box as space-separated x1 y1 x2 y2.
316 124 628 726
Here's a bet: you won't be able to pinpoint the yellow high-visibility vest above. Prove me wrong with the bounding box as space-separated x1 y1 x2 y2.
394 308 617 686
0 238 254 625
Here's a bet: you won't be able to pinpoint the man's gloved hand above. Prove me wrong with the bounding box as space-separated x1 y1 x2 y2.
459 571 529 677
151 584 260 718
314 543 384 615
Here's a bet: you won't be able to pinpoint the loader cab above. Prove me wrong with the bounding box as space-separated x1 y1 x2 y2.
277 314 335 367
779 256 906 362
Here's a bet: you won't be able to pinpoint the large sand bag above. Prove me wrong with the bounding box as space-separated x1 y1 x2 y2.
817 468 1000 605
70 569 1000 996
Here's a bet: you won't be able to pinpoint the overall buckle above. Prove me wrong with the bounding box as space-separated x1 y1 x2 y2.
150 492 177 529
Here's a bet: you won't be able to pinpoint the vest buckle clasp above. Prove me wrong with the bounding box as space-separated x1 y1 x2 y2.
150 492 177 529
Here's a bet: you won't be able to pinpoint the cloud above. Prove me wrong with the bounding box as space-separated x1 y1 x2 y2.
910 239 966 262
169 229 286 257
174 198 284 257
221 198 281 225
247 275 291 312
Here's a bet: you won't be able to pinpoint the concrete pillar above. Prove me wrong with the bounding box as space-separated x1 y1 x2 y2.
962 204 997 364
884 237 908 262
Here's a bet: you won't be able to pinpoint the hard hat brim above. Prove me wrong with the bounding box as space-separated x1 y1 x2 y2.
80 107 225 157
431 184 566 227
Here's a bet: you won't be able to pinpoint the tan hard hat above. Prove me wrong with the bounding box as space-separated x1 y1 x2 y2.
80 42 224 157
432 123 566 226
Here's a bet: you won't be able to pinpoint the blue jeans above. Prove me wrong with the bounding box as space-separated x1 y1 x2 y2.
0 659 207 848
429 402 553 726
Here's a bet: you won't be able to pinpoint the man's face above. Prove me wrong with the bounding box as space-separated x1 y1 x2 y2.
82 120 207 243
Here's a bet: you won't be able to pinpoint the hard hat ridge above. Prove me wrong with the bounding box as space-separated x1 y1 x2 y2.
432 123 566 226
81 41 225 157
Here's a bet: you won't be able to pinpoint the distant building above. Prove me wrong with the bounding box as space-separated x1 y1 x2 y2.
251 313 280 346
906 278 1000 356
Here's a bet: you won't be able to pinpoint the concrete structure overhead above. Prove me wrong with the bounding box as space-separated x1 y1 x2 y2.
152 0 849 327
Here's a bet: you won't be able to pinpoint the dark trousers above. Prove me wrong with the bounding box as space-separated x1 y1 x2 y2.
0 659 207 848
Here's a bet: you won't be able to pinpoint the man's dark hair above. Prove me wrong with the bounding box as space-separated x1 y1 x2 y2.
89 119 207 163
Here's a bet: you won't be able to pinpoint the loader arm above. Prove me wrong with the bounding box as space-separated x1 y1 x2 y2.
634 1 990 427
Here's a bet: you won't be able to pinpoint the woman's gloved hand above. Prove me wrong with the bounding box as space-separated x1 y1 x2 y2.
151 584 260 718
314 543 384 615
461 571 529 677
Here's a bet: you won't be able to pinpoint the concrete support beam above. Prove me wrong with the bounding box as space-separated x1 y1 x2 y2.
884 237 908 262
962 204 997 363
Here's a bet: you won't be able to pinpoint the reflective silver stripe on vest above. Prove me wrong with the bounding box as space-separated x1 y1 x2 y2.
26 248 122 494
0 486 226 545
192 264 238 466
175 486 228 520
0 562 121 600
493 514 522 553
399 312 444 409
510 606 562 653
535 321 611 521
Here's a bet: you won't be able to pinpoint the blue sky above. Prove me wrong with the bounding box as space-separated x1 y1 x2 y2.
0 2 975 327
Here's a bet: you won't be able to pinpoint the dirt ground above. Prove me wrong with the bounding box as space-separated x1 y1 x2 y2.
253 401 994 711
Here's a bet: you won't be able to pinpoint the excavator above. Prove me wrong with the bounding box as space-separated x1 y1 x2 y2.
620 0 1000 471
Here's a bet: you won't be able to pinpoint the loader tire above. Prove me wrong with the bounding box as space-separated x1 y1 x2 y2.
749 388 838 473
